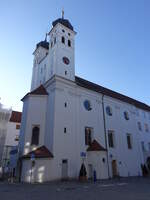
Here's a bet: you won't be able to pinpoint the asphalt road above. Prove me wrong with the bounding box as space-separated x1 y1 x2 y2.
0 177 150 200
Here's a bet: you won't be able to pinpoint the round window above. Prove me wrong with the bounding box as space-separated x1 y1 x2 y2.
124 111 129 120
106 106 112 116
62 57 70 65
84 100 92 111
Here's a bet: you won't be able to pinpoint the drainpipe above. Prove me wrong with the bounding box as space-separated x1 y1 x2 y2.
102 94 110 178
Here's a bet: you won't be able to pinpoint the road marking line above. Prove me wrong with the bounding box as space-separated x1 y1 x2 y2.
99 183 128 187
101 184 115 187
117 183 127 186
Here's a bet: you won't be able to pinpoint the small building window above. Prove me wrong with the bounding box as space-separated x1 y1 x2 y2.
84 100 92 111
64 127 67 133
85 127 93 145
141 141 145 151
108 131 114 148
54 37 56 44
127 134 132 149
31 126 40 145
124 111 129 120
65 71 67 75
62 159 68 164
62 36 65 44
51 41 53 48
64 102 67 107
145 123 149 132
68 33 71 36
68 40 71 47
62 29 65 33
16 124 20 130
106 106 112 116
137 122 142 131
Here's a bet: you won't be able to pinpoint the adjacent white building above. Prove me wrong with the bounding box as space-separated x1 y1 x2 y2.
0 103 21 176
19 14 150 183
0 103 12 168
2 111 21 170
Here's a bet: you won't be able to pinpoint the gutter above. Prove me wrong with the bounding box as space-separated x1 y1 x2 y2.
102 94 110 178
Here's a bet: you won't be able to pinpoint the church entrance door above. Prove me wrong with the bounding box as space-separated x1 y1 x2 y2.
112 160 117 177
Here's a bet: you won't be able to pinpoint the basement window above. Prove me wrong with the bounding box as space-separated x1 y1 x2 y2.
64 102 67 107
64 127 67 133
16 124 20 130
15 135 19 141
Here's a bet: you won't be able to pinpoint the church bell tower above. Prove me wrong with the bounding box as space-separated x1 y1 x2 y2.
48 11 76 81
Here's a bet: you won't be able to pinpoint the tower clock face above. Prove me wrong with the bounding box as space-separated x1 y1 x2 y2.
63 57 70 65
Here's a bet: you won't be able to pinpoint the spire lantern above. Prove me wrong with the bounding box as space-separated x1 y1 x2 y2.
62 8 64 19
45 33 48 42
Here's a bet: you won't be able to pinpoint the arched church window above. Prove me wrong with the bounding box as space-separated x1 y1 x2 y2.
31 126 40 145
68 40 71 47
62 36 65 44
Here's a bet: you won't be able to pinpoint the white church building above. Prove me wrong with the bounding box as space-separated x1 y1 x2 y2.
19 14 150 183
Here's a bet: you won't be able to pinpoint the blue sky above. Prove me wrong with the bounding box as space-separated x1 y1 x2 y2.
0 0 150 111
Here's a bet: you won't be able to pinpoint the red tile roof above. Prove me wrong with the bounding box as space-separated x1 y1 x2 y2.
87 140 106 151
21 85 48 101
30 85 48 95
22 145 53 159
10 111 22 123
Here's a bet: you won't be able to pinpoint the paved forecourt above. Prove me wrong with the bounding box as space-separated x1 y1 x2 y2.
0 177 150 200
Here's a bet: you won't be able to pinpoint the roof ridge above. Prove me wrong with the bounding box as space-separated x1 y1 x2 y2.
30 84 48 95
22 145 53 159
87 139 106 151
75 76 150 112
21 85 48 101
